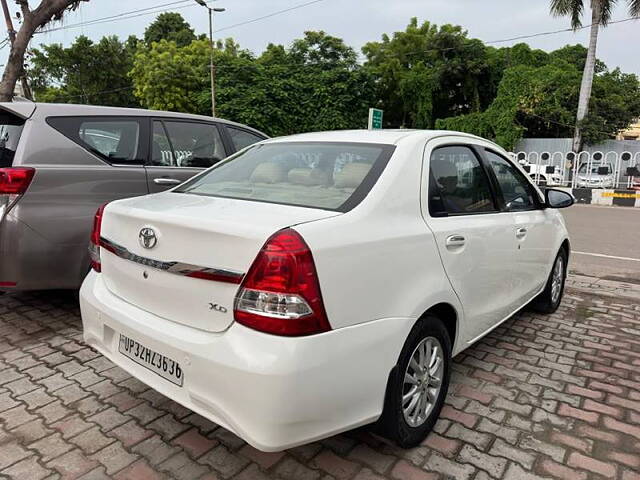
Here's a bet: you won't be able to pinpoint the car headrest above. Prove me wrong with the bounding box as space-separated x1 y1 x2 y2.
288 168 331 186
334 163 372 189
250 163 287 184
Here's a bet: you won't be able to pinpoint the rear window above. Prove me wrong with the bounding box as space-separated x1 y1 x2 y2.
175 142 396 212
47 116 146 164
0 112 25 167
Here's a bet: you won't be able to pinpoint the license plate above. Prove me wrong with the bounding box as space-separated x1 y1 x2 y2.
118 334 184 387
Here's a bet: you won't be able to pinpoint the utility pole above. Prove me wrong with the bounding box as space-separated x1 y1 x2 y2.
0 0 32 100
194 0 225 118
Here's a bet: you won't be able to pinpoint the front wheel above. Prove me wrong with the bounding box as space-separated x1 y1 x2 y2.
376 315 451 448
530 249 567 314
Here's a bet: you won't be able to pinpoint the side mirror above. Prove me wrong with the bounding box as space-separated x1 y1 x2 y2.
545 189 574 209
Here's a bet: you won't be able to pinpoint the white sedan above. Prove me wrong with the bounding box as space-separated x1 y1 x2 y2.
80 130 573 451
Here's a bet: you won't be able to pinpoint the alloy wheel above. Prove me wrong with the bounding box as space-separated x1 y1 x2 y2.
402 336 444 428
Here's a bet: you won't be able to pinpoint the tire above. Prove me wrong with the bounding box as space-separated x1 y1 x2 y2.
375 314 451 448
530 248 567 314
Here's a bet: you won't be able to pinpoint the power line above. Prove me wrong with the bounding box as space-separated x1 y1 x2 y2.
37 0 326 36
214 0 326 34
360 16 639 60
38 0 199 34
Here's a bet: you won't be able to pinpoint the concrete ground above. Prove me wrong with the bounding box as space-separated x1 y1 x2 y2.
561 204 640 283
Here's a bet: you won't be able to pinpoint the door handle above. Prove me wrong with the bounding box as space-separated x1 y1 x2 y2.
516 227 528 239
445 235 466 247
153 178 181 186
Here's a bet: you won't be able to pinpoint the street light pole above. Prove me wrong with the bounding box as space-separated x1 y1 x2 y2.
194 0 225 118
208 7 215 118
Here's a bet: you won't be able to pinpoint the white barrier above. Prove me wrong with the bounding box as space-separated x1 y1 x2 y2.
510 150 639 190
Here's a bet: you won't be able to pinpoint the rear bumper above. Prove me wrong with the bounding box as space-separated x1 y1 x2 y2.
0 212 87 291
80 271 414 451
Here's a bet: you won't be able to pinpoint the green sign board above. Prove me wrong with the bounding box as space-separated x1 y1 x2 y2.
368 108 383 130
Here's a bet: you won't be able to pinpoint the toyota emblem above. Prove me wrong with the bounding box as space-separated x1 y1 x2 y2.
139 228 158 249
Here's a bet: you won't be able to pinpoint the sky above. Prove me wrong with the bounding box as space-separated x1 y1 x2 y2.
2 0 639 74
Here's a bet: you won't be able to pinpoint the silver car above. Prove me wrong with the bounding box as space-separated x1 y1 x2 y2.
0 102 267 291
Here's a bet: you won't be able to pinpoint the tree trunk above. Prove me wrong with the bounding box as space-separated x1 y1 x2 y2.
572 1 601 153
0 0 86 102
0 23 32 101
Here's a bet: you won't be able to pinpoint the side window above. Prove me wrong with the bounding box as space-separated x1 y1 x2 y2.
429 145 496 216
227 126 264 151
485 150 538 211
156 121 226 168
150 121 173 166
47 116 144 164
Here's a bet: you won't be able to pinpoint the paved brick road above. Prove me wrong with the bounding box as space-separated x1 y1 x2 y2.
0 277 638 480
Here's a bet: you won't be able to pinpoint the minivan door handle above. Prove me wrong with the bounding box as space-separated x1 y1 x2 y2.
445 235 466 247
153 178 181 186
516 227 528 239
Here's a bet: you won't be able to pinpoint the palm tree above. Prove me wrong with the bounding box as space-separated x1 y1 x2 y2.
550 0 640 152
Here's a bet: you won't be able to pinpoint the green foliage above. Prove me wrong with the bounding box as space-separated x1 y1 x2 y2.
28 35 139 106
144 12 196 48
363 18 493 128
130 31 375 137
437 53 640 149
27 12 640 147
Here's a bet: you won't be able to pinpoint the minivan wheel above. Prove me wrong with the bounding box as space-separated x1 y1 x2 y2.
376 315 451 448
531 248 567 314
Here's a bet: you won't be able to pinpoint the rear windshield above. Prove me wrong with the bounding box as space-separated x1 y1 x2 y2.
578 163 612 174
0 112 25 167
175 142 396 212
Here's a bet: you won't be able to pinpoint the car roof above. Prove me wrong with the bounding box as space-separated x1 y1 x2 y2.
263 129 486 145
0 102 267 137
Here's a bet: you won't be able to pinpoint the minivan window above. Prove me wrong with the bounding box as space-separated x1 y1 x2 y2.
0 113 25 167
175 142 396 212
227 127 264 151
79 120 139 161
47 116 145 164
154 121 226 168
429 146 496 216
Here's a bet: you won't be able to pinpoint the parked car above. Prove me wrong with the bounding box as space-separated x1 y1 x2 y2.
517 161 564 186
80 130 573 451
575 162 615 188
0 102 267 291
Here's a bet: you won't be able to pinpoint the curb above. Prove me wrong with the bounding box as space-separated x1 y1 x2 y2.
552 188 640 207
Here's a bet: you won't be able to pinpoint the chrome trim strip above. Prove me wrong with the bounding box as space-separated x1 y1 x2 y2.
100 237 245 284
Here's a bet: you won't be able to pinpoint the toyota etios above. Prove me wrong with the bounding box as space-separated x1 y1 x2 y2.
80 130 573 451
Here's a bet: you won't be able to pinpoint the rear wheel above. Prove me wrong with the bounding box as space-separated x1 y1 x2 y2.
531 249 567 314
376 315 451 448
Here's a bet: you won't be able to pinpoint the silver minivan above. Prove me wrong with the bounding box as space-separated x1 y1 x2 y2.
0 102 267 291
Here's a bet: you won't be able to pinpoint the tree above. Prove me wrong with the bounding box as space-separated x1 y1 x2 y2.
436 53 640 150
362 18 493 129
144 12 196 48
28 35 139 106
550 0 640 152
0 0 88 101
130 32 375 137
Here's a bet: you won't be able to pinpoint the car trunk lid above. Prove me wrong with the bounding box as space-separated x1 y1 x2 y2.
99 193 340 332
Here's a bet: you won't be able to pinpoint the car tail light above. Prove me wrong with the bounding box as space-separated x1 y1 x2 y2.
0 168 35 195
89 204 108 272
234 228 331 337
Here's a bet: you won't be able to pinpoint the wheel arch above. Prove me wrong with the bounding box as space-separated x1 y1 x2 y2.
419 302 458 353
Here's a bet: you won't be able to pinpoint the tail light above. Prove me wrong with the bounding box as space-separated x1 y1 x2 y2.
89 204 108 272
234 228 331 337
0 168 35 216
0 168 35 195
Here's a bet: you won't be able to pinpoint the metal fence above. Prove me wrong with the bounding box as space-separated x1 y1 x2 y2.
508 150 640 190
